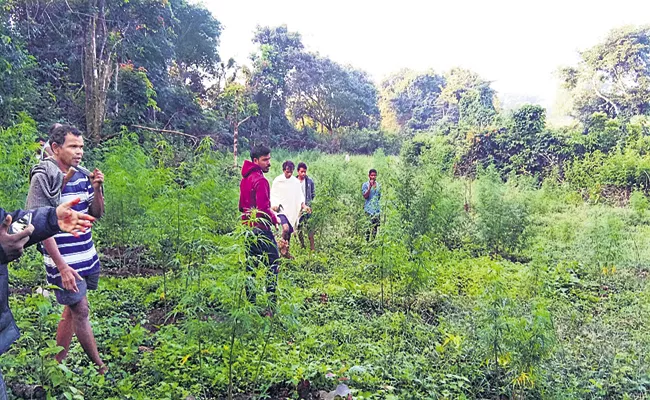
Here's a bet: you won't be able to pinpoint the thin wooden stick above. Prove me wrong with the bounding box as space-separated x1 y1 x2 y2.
132 124 199 142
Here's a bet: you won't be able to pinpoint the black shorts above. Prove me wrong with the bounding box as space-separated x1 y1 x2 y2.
368 213 381 226
54 272 100 306
278 214 294 234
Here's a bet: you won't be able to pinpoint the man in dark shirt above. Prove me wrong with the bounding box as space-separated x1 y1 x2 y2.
0 200 94 399
296 162 316 251
239 145 280 305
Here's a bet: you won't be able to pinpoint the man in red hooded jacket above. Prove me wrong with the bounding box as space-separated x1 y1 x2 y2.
239 145 280 304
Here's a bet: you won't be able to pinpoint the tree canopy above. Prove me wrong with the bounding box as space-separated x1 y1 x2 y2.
0 4 649 165
560 25 650 122
287 53 379 136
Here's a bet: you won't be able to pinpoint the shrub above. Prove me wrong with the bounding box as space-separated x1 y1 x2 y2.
475 168 531 256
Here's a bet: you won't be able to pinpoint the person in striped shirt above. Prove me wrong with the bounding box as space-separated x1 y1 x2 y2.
26 124 107 374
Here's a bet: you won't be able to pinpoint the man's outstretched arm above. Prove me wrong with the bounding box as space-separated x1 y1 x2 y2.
0 199 94 264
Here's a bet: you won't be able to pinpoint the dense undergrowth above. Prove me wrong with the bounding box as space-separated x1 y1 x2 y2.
3 122 650 399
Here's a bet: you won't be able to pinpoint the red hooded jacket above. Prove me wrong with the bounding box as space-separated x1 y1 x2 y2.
239 160 278 230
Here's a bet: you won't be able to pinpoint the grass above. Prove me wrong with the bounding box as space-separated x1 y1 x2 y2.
2 142 650 399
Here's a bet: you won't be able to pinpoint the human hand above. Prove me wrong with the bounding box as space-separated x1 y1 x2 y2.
56 198 95 237
0 215 34 262
90 168 104 190
60 266 83 292
62 168 76 188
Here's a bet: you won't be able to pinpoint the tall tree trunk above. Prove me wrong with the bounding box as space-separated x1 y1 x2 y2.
114 60 119 115
233 122 239 167
233 116 252 167
267 96 274 136
592 73 619 117
328 127 342 151
83 0 113 144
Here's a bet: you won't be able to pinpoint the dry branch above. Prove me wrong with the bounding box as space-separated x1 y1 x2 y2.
131 125 199 143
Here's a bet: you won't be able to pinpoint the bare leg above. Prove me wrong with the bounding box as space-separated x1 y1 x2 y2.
299 230 306 248
69 297 104 371
55 306 74 363
281 224 293 258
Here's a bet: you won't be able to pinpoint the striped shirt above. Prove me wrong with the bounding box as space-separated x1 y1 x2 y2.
43 171 100 287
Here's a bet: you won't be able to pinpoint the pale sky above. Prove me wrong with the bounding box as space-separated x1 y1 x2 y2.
202 0 650 110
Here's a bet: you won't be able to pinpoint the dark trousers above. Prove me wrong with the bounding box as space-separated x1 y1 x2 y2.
0 369 7 400
366 213 381 241
246 228 280 302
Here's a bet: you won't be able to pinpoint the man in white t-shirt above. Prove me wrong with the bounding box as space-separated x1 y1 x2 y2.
271 160 310 258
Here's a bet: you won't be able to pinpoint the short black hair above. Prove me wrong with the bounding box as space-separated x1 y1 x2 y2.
369 169 377 175
250 145 271 161
35 137 47 143
297 162 307 171
49 124 82 147
282 160 295 171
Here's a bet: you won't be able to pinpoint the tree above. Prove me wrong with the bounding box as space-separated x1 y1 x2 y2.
560 25 650 122
172 0 221 73
157 0 221 132
379 69 446 132
0 2 38 125
287 53 379 143
380 67 497 133
8 0 222 138
458 87 497 128
249 25 304 137
511 104 546 136
112 62 158 128
83 0 114 144
458 104 569 177
216 82 258 166
437 68 497 124
9 0 168 141
575 112 624 153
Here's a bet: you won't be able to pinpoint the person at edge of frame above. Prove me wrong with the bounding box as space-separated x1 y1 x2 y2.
0 200 95 399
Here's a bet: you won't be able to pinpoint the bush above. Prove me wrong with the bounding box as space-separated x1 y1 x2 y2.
474 168 531 256
0 114 39 210
629 190 649 216
565 149 650 201
339 128 401 155
399 133 455 170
